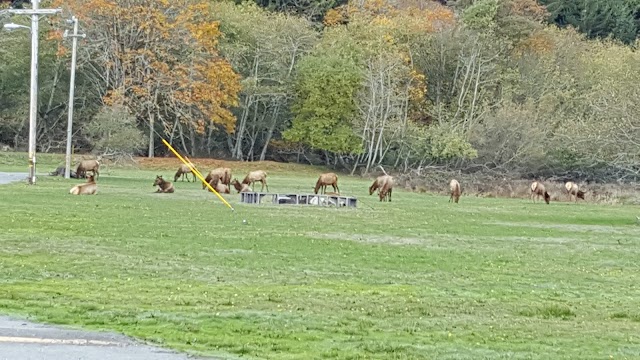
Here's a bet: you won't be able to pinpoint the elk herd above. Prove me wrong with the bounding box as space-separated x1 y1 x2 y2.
58 158 588 204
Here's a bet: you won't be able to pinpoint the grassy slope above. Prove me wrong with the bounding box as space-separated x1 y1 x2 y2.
1 152 640 359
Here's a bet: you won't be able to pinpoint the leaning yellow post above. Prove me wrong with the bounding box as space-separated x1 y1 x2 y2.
161 138 235 211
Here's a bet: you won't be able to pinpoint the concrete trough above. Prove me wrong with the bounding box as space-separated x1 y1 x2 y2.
240 192 357 208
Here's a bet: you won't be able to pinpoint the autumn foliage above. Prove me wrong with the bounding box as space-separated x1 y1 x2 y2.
52 0 241 134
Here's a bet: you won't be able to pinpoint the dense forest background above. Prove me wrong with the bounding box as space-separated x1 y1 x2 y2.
0 0 639 181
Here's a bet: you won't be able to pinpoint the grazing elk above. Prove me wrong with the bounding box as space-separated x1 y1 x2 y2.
203 167 231 189
69 175 97 195
565 181 585 202
207 177 230 194
369 175 389 196
369 175 394 202
76 159 100 179
449 179 461 203
314 172 340 195
242 170 268 192
174 164 196 182
231 178 252 193
530 181 550 204
153 175 175 193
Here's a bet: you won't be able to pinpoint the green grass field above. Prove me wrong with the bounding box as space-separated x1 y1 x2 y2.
1 153 640 359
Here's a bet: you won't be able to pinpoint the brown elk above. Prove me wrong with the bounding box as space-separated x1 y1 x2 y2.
369 175 393 202
69 175 97 195
231 178 252 193
530 181 550 204
565 181 585 202
76 159 100 179
174 164 196 182
379 177 393 202
153 175 175 193
314 172 340 194
242 170 268 192
207 176 230 194
203 167 231 189
449 179 461 203
369 175 389 195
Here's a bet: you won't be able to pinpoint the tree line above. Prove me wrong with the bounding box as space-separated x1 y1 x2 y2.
0 0 638 181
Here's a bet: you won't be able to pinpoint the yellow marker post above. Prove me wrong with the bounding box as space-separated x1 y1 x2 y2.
161 138 235 211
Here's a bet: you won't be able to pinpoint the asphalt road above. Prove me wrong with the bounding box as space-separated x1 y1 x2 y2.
0 172 27 185
0 316 213 360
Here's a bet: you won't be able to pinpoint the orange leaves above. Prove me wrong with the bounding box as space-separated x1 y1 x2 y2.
57 0 240 134
189 60 241 133
323 8 346 27
103 88 125 106
45 29 67 58
46 29 63 41
56 43 68 57
186 22 222 53
515 30 555 56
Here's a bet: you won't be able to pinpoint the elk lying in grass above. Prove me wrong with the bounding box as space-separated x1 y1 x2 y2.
203 167 231 189
314 172 339 194
243 170 268 192
565 181 585 202
174 164 196 182
231 178 252 193
369 175 393 202
207 176 230 194
449 179 461 203
153 175 174 193
530 181 550 204
76 159 100 179
69 175 97 195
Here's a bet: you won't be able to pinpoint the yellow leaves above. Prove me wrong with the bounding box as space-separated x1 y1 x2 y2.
408 68 427 103
382 33 394 44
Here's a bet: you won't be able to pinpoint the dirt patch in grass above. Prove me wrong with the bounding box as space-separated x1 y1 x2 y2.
135 157 321 173
308 232 430 246
310 232 594 248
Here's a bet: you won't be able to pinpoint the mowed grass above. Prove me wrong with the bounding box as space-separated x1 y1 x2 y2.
2 153 640 359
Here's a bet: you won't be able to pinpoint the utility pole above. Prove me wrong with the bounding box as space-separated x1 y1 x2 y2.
2 1 62 185
63 16 86 179
27 0 39 185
